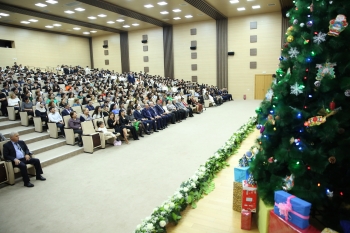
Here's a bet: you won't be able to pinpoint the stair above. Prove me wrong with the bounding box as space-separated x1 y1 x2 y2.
2 126 36 138
0 121 22 130
0 117 9 122
37 146 84 168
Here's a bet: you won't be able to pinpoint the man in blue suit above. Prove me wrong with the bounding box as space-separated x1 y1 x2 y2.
134 105 158 132
142 104 163 130
127 72 135 85
155 100 176 124
149 102 169 128
61 104 73 117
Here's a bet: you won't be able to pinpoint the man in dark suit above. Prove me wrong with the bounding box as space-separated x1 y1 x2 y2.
149 102 168 128
142 104 162 131
155 100 176 124
3 132 46 187
61 104 73 117
127 72 135 85
133 105 158 132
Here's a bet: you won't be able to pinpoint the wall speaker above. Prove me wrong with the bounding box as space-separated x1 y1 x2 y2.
141 40 148 44
228 51 235 56
103 45 108 48
190 46 197 50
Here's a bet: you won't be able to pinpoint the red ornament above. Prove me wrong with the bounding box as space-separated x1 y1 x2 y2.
330 101 336 110
312 117 318 122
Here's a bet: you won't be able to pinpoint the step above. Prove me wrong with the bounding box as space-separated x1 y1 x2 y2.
28 138 67 155
19 132 50 144
0 121 21 130
2 126 35 138
0 117 9 122
36 146 84 168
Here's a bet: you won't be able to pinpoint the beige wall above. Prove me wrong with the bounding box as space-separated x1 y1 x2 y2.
92 33 122 72
128 27 164 75
173 20 216 85
228 12 281 100
0 25 90 70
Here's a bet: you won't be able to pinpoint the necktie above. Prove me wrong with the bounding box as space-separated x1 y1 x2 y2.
15 143 25 156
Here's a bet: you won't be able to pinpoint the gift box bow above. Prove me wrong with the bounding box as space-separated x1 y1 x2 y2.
274 195 310 221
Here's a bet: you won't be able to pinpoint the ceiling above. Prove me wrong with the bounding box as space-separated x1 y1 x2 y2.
0 0 283 38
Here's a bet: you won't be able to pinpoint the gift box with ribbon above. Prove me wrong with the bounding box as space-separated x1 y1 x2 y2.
241 209 252 230
242 180 257 212
274 191 311 229
234 166 250 182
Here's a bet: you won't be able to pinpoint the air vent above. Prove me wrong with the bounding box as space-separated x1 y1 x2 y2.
268 3 276 6
65 1 80 7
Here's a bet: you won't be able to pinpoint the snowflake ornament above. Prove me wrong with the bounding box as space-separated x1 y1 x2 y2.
265 89 274 101
313 32 327 45
316 62 336 80
288 47 300 58
290 82 305 96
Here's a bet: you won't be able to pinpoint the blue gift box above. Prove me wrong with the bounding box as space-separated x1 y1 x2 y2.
274 190 311 229
234 167 249 182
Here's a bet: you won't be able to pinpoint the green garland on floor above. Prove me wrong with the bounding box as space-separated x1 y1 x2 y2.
135 116 257 233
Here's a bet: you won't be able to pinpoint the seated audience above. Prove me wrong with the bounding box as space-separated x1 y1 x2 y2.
80 108 92 122
21 97 34 116
92 106 104 119
8 93 20 110
68 111 83 147
107 112 129 144
61 104 73 117
48 107 65 137
96 121 121 146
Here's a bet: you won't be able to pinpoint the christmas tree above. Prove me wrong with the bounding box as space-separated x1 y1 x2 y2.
250 0 350 231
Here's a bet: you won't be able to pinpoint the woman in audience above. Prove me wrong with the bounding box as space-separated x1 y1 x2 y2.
102 104 110 117
35 96 48 125
90 94 97 104
48 101 59 112
96 121 121 146
68 111 83 147
92 106 104 119
72 98 81 107
59 98 67 108
8 93 20 110
77 91 84 99
189 96 203 113
46 94 58 105
82 97 89 105
21 97 34 117
110 103 120 115
0 89 8 116
125 108 146 137
80 108 92 122
52 83 60 92
107 112 128 144
97 95 104 103
68 92 75 102
119 109 139 140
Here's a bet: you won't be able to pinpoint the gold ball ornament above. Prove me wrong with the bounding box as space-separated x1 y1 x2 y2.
286 26 294 35
287 35 294 42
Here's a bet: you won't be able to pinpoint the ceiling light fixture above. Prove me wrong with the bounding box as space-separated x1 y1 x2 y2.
237 7 246 11
116 19 125 22
90 31 97 33
123 25 130 28
132 23 139 26
247 0 254 1
35 3 47 7
75 8 85 11
107 21 115 24
230 0 239 3
53 24 61 26
0 13 10 16
45 25 54 28
160 11 169 14
21 21 30 24
173 9 181 12
45 0 58 4
64 10 75 14
173 17 181 20
97 14 107 17
144 4 154 8
157 1 167 5
73 27 81 30
83 32 90 34
185 15 193 18
252 5 260 9
28 19 38 22
88 16 96 19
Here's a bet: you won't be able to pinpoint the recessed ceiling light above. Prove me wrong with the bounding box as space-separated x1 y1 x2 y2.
160 11 169 14
123 25 130 28
230 0 239 3
237 7 246 11
75 8 85 11
173 9 181 12
28 19 38 22
88 16 96 19
173 17 181 20
0 13 10 16
90 31 97 33
247 0 254 1
73 27 81 30
252 5 260 9
132 23 139 26
45 0 58 3
64 10 75 14
20 21 30 24
53 24 61 26
107 21 115 24
116 19 125 22
83 32 90 34
157 1 167 5
97 14 107 17
185 15 193 18
45 25 54 28
35 3 47 7
144 4 154 8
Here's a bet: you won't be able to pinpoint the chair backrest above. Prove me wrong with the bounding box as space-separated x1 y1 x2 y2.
104 116 110 128
72 106 82 114
89 110 94 116
81 121 95 135
93 118 103 129
92 103 100 108
63 115 71 128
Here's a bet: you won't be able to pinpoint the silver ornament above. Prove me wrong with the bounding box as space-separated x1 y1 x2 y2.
314 81 321 87
293 19 298 25
345 89 350 97
286 12 290 17
300 23 305 27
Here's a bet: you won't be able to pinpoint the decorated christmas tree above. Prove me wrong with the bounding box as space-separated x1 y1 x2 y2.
250 0 350 231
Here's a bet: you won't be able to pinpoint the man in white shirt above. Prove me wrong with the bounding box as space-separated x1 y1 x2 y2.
48 107 65 137
85 66 90 75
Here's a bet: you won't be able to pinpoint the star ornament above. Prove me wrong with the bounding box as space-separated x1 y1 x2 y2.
288 47 300 58
290 82 305 96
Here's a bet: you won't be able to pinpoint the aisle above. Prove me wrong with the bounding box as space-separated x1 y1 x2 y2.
0 100 261 233
166 130 260 233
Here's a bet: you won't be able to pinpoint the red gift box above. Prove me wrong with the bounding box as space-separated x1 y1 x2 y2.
241 209 252 230
242 180 257 212
269 210 320 233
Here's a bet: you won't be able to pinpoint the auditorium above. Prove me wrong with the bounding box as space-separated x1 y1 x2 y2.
0 0 287 232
